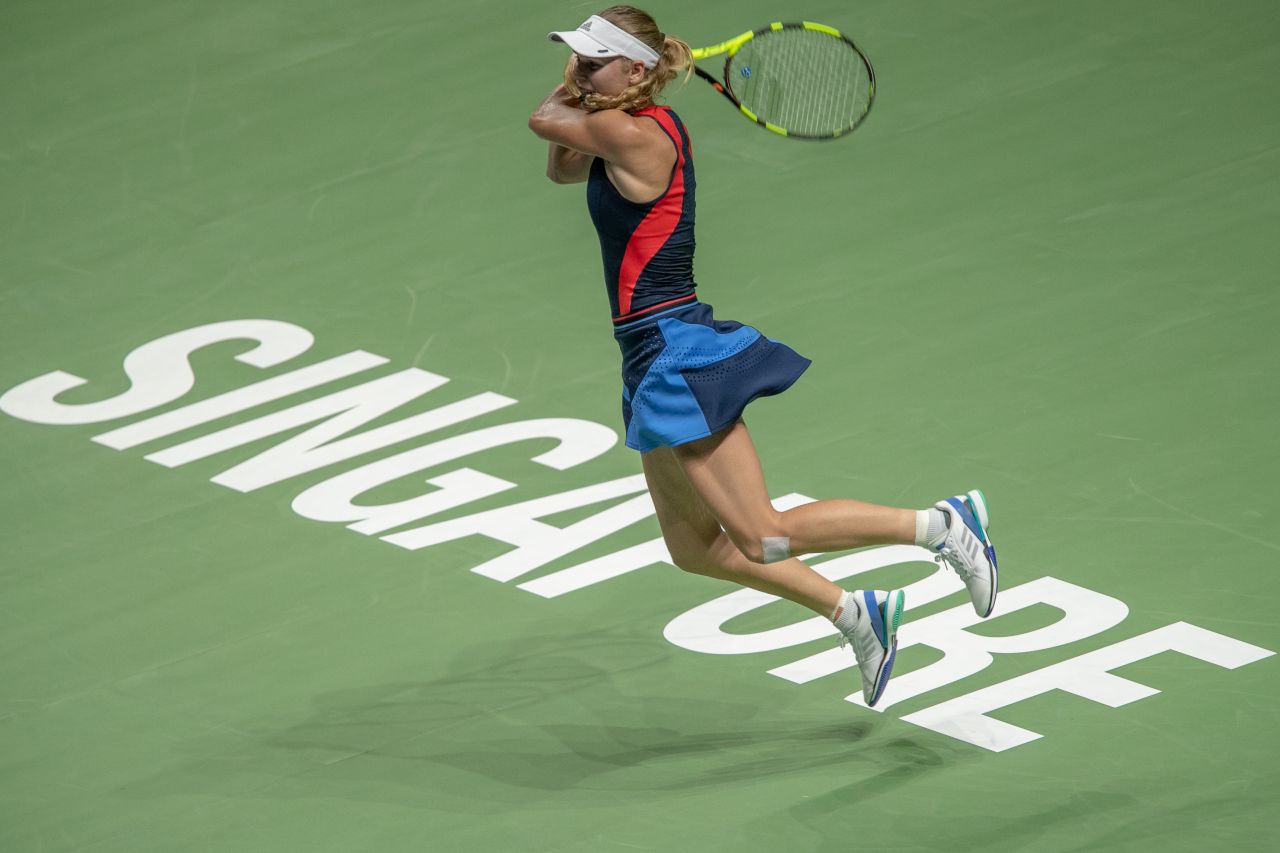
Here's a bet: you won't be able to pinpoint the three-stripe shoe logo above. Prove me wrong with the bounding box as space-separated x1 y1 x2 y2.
942 497 993 573
952 531 985 577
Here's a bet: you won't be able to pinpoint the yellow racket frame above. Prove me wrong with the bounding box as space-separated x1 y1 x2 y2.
690 22 874 139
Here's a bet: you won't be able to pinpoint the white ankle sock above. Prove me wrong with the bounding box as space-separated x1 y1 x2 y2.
831 590 861 635
915 507 948 548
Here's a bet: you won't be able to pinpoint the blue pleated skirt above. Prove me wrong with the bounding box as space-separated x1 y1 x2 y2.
614 300 811 452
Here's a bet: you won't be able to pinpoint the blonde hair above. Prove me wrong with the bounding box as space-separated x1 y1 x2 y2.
563 5 693 113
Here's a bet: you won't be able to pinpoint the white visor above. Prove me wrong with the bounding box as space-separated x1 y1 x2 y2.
548 15 660 69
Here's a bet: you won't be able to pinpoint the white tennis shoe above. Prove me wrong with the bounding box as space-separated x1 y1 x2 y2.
930 489 999 618
837 589 905 707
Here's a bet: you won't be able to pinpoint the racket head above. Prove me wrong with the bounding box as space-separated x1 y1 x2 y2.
719 22 876 140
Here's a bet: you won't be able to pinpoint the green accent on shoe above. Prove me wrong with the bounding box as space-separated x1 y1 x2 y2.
968 488 991 531
889 590 905 633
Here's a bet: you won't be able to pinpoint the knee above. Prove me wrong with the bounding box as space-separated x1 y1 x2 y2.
668 544 722 577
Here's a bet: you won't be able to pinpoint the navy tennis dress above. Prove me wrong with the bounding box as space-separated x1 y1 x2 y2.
589 105 810 452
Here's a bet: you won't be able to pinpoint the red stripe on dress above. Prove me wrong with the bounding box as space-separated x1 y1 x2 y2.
616 108 686 317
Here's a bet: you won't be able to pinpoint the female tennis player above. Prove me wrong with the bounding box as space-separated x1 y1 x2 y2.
528 6 998 707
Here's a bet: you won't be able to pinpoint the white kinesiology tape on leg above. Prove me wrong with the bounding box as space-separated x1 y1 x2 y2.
761 536 791 563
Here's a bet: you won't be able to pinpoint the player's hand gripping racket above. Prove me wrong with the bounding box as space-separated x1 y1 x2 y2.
691 22 875 139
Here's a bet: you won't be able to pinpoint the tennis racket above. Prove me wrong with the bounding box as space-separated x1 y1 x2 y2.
690 22 875 140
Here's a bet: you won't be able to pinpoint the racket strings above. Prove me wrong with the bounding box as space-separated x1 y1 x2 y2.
727 29 872 136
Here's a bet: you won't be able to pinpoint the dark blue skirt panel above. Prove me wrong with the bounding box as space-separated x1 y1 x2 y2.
614 301 810 452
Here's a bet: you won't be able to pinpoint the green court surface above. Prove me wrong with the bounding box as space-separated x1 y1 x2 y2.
3 0 1278 850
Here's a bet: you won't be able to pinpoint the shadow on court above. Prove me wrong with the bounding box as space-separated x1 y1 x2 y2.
112 628 959 811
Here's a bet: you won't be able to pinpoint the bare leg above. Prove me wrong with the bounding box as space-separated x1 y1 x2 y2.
673 420 917 561
642 445 845 616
